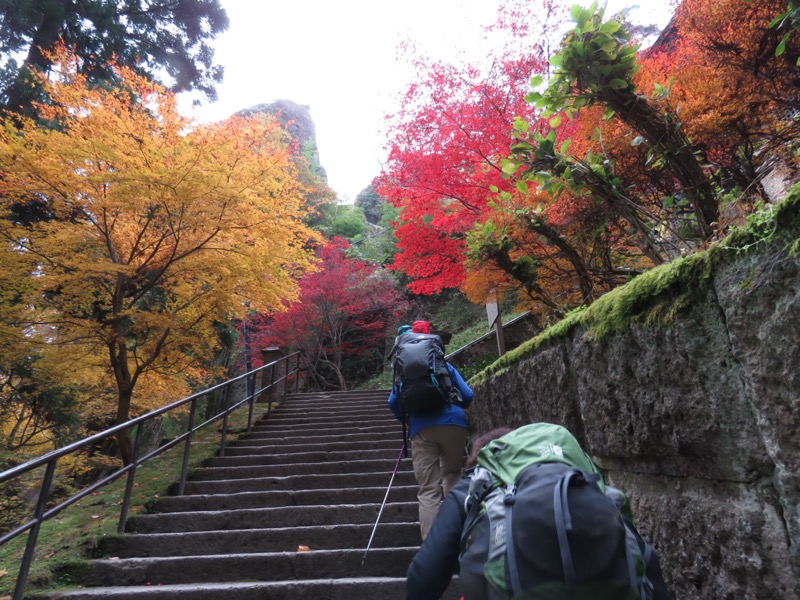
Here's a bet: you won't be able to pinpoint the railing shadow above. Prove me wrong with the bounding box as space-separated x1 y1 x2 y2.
0 351 303 600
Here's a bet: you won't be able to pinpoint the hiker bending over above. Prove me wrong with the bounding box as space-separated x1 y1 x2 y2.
405 423 672 600
387 319 474 540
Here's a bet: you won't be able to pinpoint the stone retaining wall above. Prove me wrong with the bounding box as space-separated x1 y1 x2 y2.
468 193 800 599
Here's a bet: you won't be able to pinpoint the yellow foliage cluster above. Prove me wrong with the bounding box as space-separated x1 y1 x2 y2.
0 46 320 444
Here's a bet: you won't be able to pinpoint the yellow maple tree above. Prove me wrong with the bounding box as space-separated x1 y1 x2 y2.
0 47 320 462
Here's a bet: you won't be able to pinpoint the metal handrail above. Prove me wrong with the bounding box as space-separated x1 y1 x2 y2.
445 311 532 362
0 351 303 600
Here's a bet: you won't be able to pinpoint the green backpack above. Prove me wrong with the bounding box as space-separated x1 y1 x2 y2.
459 423 654 600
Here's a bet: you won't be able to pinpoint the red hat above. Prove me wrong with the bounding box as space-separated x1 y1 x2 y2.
411 320 431 334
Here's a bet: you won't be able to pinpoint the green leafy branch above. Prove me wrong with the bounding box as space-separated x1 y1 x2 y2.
771 2 800 64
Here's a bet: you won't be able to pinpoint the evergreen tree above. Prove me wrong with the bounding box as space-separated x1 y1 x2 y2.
355 185 385 225
0 0 229 114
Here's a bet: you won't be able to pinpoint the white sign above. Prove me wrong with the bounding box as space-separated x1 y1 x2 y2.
486 287 499 326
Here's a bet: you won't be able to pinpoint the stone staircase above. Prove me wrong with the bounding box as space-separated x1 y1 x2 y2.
33 389 461 599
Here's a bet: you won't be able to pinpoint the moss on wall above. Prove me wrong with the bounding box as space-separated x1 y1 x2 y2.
469 184 800 388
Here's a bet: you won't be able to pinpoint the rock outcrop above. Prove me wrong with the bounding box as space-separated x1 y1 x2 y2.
468 188 800 599
237 99 327 182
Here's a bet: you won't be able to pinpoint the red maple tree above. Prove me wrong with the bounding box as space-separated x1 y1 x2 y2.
376 0 655 317
248 238 409 390
379 0 799 321
374 0 561 296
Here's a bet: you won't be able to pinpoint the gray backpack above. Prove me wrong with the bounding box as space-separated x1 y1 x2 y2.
459 424 654 600
391 333 452 415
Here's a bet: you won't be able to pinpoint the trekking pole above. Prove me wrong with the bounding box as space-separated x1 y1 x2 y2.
362 440 407 566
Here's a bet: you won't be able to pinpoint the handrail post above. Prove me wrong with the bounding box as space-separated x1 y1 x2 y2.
177 398 198 496
266 360 275 418
118 423 144 533
282 355 289 404
294 353 301 393
218 380 232 458
13 460 57 600
246 372 256 433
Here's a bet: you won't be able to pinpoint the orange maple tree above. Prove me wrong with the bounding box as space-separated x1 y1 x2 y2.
636 0 800 195
0 47 319 462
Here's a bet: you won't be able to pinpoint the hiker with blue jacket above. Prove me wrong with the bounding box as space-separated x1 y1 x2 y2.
404 423 673 600
387 319 474 540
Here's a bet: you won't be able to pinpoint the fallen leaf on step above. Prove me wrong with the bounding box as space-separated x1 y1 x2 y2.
297 545 311 552
0 569 7 577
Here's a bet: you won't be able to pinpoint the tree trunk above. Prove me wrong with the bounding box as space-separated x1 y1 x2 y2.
526 218 596 304
529 152 667 265
115 388 134 466
109 336 134 466
604 90 719 238
6 5 67 115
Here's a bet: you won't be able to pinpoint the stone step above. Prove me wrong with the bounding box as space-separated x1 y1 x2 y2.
203 447 401 467
263 404 390 417
265 406 389 418
149 484 418 513
29 577 462 600
249 415 396 429
286 390 391 401
244 422 398 438
260 410 391 424
250 412 394 424
96 522 421 558
261 398 387 408
176 471 416 496
126 502 419 534
234 429 402 445
189 458 412 480
222 439 403 454
57 547 418 587
255 397 390 408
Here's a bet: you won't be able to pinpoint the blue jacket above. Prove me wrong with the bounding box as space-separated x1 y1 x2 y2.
387 363 474 439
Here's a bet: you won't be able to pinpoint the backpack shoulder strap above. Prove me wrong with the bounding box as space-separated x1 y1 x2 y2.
553 469 602 587
503 482 523 594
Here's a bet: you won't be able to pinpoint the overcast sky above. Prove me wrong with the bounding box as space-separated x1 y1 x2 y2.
181 1 674 203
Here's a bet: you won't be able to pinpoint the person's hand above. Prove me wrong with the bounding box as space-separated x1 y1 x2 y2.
449 389 465 407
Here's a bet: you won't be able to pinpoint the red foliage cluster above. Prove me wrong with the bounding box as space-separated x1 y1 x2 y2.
376 52 547 294
247 238 408 389
377 0 799 319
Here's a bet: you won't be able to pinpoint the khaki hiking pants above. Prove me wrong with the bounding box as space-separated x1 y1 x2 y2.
411 424 467 540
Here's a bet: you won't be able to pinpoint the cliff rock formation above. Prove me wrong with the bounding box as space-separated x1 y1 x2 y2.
468 189 800 599
237 99 327 182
